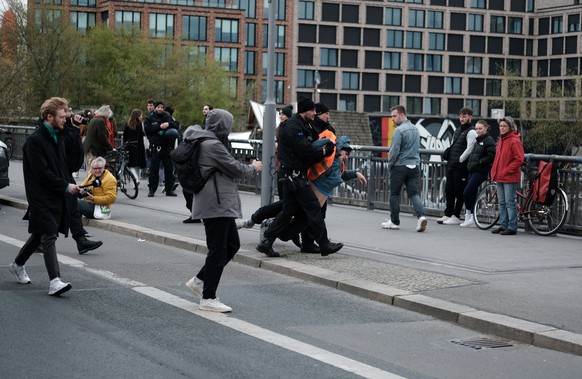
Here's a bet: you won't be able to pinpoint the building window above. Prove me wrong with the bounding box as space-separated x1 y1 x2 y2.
384 52 401 70
339 94 357 111
216 19 238 43
508 17 522 34
214 47 238 72
298 0 314 20
445 77 462 94
71 12 95 35
184 45 207 63
342 72 360 90
245 23 255 46
507 59 521 74
490 16 505 33
298 47 313 65
468 14 484 31
406 97 423 114
486 79 502 96
466 99 481 115
262 52 285 76
201 0 226 6
408 53 424 71
383 95 400 112
466 57 482 74
429 32 445 50
71 0 96 6
424 98 441 115
406 31 422 49
116 11 140 35
427 11 443 28
568 14 581 32
183 15 206 41
149 14 174 39
471 0 486 8
552 16 563 34
384 8 402 26
261 80 284 103
245 51 255 75
342 4 360 23
426 54 442 72
297 69 315 88
262 25 285 48
241 0 256 18
387 30 404 48
409 9 425 27
321 48 338 66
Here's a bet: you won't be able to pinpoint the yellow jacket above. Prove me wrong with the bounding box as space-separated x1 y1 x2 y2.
81 169 117 207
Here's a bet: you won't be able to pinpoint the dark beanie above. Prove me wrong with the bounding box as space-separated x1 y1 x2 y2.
280 104 293 118
297 95 315 114
315 102 330 115
154 100 164 108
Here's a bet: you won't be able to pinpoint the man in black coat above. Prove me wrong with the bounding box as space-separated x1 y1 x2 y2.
9 97 82 296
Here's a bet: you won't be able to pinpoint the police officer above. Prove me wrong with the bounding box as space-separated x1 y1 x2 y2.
256 96 343 258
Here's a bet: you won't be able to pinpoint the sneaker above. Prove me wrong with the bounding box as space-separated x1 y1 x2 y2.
199 298 232 313
235 218 254 229
381 220 400 230
443 215 461 225
416 216 428 232
9 262 31 284
436 215 450 224
48 277 72 296
459 214 476 228
185 277 204 298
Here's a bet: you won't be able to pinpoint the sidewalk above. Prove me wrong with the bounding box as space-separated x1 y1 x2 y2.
2 160 582 356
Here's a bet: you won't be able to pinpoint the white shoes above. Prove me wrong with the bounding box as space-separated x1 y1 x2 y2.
460 214 476 228
443 215 461 225
436 215 449 224
416 216 428 232
199 298 232 313
381 219 400 230
185 277 204 298
48 277 71 296
9 262 31 284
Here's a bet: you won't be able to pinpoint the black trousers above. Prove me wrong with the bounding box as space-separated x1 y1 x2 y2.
148 147 175 191
195 218 239 299
444 165 469 218
15 233 61 280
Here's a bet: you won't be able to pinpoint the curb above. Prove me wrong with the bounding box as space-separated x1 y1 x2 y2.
2 195 582 357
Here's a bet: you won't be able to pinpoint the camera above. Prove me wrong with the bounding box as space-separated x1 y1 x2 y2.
78 188 92 199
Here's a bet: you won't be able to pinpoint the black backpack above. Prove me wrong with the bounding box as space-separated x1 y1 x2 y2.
170 137 214 194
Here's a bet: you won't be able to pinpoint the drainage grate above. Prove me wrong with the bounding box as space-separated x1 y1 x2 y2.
451 337 514 350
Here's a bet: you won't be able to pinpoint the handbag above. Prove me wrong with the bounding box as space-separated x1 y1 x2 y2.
93 204 112 220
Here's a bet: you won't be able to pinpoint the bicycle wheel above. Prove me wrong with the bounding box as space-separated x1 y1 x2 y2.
473 183 499 230
526 188 568 236
120 167 139 199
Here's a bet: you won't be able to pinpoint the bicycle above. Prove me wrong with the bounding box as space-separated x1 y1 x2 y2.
104 142 139 199
473 164 569 236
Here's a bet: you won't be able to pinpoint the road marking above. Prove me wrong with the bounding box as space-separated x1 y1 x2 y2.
134 286 407 379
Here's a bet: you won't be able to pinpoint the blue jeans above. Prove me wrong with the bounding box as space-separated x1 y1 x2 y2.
77 199 95 219
389 165 425 225
496 182 518 231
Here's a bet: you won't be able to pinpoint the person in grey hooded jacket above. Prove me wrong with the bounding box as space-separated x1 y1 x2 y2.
184 109 262 313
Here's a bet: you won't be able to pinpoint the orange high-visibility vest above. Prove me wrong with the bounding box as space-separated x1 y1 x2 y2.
307 130 336 180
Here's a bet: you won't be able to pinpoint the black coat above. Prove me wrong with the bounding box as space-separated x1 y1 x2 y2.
83 116 114 157
277 114 325 173
61 119 84 174
23 123 72 236
123 123 147 168
467 133 497 173
144 111 179 146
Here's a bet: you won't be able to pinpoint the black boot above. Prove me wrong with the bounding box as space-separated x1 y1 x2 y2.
300 243 320 254
256 237 280 257
77 236 103 255
319 241 343 257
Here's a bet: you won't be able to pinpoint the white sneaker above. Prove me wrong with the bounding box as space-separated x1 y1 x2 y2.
9 262 31 284
443 215 461 225
381 220 400 230
199 298 232 313
48 277 71 296
416 216 428 232
436 215 450 224
185 277 204 298
460 214 476 228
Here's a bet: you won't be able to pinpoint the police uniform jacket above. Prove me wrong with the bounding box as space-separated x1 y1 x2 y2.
144 111 179 147
277 114 326 174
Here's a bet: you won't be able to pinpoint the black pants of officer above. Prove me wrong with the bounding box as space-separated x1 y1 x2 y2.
148 146 175 192
444 164 469 218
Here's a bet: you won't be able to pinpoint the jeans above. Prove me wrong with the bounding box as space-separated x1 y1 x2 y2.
463 172 488 214
77 199 96 219
389 165 425 225
15 233 60 280
496 182 518 231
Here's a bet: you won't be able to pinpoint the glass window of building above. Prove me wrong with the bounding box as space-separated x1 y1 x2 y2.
427 11 443 29
429 32 445 50
319 25 337 44
471 0 486 8
365 51 382 69
366 6 384 25
507 59 521 74
426 54 442 72
384 8 402 26
150 14 174 39
409 9 425 27
362 73 380 91
342 4 360 23
383 96 400 112
183 15 207 41
71 12 95 35
246 23 256 46
341 49 359 68
468 14 484 31
466 99 481 115
214 47 238 72
201 0 226 6
298 69 315 88
387 30 404 48
322 2 340 22
321 48 338 66
262 52 285 76
450 13 466 31
406 97 422 115
489 0 504 10
299 1 314 20
490 15 505 33
184 45 207 63
405 75 422 92
568 14 581 32
486 79 502 96
262 25 286 48
424 98 441 115
466 57 482 73
216 19 238 43
508 17 522 34
339 95 357 112
386 74 403 91
342 72 360 90
363 29 380 47
299 24 317 42
445 77 462 94
344 27 362 46
364 95 381 113
384 52 401 70
406 0 423 3
261 79 284 103
71 0 96 6
406 31 423 49
298 47 313 65
115 11 140 35
408 53 424 70
242 0 256 18
552 16 563 34
245 51 255 75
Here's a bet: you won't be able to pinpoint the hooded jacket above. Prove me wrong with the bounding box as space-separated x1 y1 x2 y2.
467 133 497 174
490 130 524 183
184 110 256 219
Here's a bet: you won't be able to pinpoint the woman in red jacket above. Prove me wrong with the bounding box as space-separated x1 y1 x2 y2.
490 116 524 235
